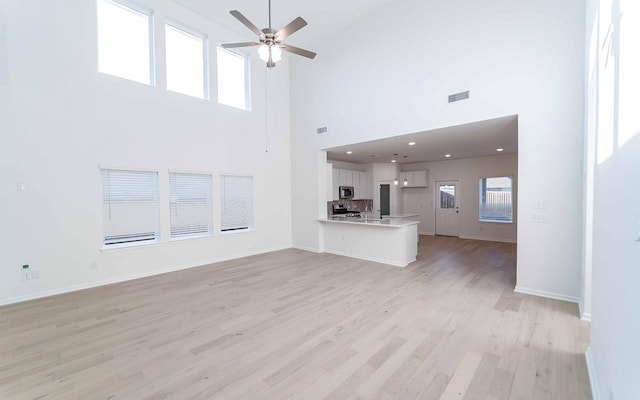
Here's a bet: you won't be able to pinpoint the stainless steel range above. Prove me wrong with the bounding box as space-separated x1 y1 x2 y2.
332 204 361 218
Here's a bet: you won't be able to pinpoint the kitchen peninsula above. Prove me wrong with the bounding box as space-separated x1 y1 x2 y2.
318 217 419 267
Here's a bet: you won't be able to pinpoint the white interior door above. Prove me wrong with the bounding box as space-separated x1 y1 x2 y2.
435 181 459 237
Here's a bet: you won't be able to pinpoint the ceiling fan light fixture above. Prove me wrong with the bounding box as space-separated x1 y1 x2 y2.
258 44 270 62
258 44 282 64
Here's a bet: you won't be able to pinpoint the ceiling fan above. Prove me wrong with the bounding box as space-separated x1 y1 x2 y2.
221 0 317 68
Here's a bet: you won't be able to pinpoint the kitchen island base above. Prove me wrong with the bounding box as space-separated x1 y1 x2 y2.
318 219 418 267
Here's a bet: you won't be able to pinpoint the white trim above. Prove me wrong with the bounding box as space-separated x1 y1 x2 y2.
585 347 600 400
514 286 580 304
419 231 435 236
319 249 413 268
292 244 321 253
578 298 592 321
0 245 289 307
459 235 517 244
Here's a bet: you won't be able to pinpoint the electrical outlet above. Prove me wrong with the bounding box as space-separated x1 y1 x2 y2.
21 270 31 281
90 262 97 270
16 182 26 191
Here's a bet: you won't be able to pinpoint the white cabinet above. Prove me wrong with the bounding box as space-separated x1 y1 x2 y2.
333 168 371 199
352 172 360 199
358 171 368 199
332 168 339 200
339 169 354 187
400 170 428 188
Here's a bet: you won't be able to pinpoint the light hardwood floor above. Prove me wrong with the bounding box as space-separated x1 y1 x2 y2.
0 236 591 399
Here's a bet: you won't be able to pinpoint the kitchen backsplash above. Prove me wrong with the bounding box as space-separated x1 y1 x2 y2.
327 199 374 216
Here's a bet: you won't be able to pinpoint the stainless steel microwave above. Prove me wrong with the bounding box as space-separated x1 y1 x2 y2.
339 186 354 199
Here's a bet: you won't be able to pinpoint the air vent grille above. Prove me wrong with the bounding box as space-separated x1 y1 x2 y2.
448 90 470 103
316 126 328 134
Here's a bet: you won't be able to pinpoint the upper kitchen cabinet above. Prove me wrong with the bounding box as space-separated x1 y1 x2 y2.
400 170 429 188
331 167 371 199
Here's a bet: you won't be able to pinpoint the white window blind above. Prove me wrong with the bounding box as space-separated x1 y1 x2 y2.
220 175 253 232
101 169 160 247
169 172 213 239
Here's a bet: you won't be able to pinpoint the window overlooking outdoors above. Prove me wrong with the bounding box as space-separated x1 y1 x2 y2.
217 47 249 110
165 23 207 99
169 172 213 239
97 0 153 85
101 169 160 247
220 175 254 232
479 176 513 223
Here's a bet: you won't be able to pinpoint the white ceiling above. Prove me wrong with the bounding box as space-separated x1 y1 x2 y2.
172 1 518 165
173 0 397 50
325 115 519 164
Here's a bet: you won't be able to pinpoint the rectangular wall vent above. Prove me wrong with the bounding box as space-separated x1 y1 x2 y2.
316 126 328 134
448 90 470 103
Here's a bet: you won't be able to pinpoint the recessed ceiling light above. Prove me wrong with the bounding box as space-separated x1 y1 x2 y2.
445 154 451 158
408 142 416 146
496 148 504 152
346 151 353 154
391 159 397 163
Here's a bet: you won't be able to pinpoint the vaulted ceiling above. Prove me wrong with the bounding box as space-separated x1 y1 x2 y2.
173 0 398 49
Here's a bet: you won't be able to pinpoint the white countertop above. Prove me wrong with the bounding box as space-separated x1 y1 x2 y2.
382 214 419 219
318 217 419 228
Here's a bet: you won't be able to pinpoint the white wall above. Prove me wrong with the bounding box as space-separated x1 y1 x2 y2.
291 0 585 300
0 0 292 305
402 154 517 242
585 0 640 398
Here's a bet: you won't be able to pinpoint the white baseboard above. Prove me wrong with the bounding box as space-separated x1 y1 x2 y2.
514 286 580 304
585 347 600 400
0 245 289 307
459 234 517 243
320 249 411 268
292 244 321 253
578 299 592 321
419 231 434 236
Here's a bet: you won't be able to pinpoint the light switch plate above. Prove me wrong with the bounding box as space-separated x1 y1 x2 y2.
16 182 26 191
532 214 548 223
534 200 548 210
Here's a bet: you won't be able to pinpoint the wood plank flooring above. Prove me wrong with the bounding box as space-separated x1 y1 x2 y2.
0 236 592 399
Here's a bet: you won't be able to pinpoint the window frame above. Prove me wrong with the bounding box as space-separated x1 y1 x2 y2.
164 19 210 100
100 167 161 250
96 0 156 85
216 46 251 111
478 175 514 224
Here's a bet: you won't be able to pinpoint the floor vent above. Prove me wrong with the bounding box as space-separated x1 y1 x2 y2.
448 90 470 103
317 126 328 134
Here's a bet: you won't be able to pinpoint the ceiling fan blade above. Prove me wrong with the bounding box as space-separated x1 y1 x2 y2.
281 44 316 59
229 10 263 37
221 42 261 49
275 17 307 41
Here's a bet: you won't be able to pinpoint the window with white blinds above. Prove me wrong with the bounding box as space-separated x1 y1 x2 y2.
169 172 213 239
101 169 160 247
220 175 254 232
